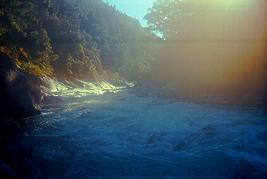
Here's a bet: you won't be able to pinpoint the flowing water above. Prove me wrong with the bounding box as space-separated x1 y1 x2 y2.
16 88 267 178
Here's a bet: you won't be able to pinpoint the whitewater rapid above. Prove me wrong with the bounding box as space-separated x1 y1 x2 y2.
41 78 134 97
18 88 267 178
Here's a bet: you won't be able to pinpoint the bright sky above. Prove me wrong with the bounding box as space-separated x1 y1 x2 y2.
104 0 156 26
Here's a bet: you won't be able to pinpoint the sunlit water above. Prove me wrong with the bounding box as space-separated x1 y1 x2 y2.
18 89 267 178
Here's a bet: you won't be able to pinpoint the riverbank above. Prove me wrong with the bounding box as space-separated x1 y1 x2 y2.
0 73 133 177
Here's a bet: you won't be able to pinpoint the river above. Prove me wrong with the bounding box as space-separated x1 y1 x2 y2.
14 88 267 178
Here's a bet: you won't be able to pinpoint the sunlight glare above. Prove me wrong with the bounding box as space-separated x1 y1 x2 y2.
196 0 251 9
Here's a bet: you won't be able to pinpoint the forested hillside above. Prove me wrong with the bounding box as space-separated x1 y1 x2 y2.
0 0 156 82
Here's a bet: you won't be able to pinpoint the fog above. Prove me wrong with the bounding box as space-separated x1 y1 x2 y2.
153 0 267 100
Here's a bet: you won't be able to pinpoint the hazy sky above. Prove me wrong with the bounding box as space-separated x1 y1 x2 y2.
104 0 156 26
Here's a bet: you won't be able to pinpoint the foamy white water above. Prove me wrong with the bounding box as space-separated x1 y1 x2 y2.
42 78 133 97
20 89 267 178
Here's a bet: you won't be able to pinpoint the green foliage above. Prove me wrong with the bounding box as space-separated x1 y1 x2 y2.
145 0 189 39
0 0 156 81
16 60 54 77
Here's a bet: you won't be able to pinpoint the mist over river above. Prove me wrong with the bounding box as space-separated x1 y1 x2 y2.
12 89 267 178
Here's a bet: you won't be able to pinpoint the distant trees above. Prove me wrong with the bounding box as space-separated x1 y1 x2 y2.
145 0 185 39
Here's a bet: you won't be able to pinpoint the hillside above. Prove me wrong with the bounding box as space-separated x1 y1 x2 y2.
0 0 157 119
0 0 155 81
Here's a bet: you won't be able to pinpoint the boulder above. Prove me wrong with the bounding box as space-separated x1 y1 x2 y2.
0 53 42 119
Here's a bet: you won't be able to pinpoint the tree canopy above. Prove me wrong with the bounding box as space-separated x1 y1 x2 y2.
0 0 156 81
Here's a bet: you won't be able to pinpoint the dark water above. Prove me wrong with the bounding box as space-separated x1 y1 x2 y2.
13 90 267 178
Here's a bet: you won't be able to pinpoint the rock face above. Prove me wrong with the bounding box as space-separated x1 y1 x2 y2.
0 53 42 119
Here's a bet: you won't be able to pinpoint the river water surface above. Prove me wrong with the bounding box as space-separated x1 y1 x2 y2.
17 89 267 178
